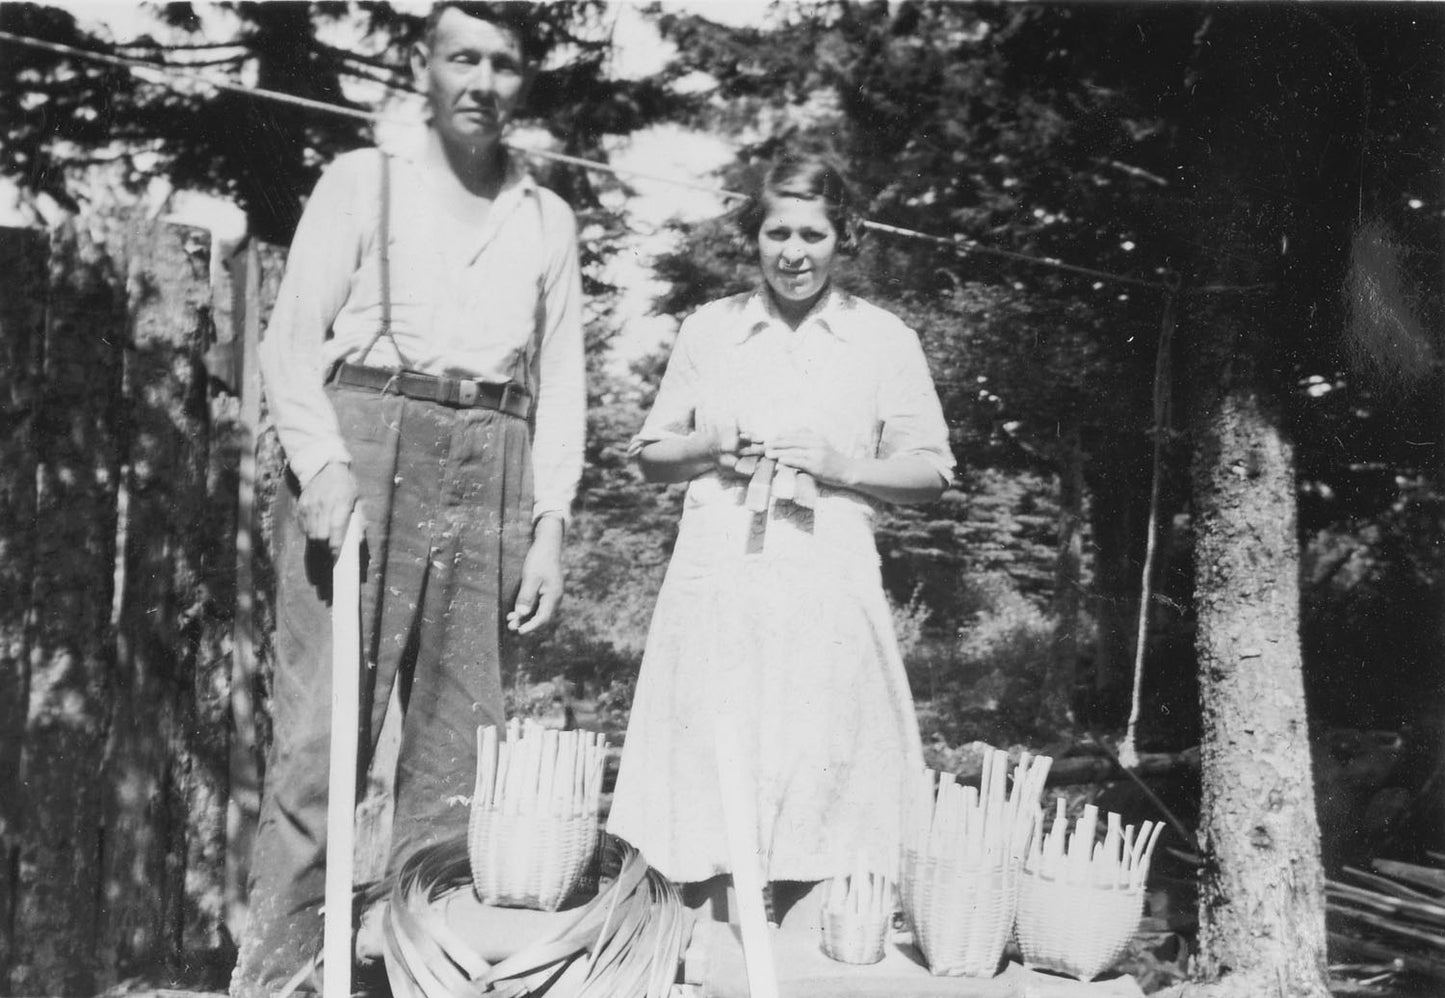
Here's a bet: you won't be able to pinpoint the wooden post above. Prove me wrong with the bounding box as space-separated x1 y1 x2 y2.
713 719 779 998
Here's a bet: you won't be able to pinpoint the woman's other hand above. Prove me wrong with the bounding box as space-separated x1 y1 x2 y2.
764 428 851 486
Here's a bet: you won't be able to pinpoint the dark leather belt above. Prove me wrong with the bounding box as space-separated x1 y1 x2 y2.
332 363 531 419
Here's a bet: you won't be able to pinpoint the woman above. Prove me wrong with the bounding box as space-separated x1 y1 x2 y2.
607 156 954 925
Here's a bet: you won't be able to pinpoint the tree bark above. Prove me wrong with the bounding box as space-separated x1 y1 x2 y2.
0 227 48 993
98 220 224 980
5 220 127 996
1179 10 1331 997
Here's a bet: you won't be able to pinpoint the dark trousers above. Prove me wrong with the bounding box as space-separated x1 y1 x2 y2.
231 385 532 998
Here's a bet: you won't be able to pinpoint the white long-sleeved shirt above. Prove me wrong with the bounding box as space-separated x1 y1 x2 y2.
258 144 586 522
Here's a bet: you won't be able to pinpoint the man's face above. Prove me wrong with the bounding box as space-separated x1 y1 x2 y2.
412 7 527 150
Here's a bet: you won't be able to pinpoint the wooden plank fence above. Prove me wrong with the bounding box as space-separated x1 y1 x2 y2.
0 215 286 996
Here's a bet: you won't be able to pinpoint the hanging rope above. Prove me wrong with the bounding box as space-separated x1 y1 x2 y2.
1118 282 1179 769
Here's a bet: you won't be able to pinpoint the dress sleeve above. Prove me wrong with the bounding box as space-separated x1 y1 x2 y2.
628 316 704 456
257 153 368 486
877 325 956 485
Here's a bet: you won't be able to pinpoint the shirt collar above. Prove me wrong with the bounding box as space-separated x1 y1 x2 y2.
736 283 853 344
390 134 535 199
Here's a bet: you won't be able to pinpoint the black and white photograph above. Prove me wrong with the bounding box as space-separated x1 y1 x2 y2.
1 2 1442 997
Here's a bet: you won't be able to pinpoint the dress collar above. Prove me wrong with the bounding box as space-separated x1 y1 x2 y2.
735 284 853 344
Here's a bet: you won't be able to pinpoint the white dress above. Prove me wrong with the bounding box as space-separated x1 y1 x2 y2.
606 286 955 884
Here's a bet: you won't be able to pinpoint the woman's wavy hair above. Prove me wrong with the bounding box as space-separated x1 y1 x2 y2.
732 156 864 256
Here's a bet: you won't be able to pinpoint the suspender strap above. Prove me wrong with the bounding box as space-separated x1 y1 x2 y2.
354 150 411 370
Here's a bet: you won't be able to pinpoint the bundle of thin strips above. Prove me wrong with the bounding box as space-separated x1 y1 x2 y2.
821 853 893 965
1015 800 1165 981
903 747 1052 977
468 719 608 911
381 833 686 998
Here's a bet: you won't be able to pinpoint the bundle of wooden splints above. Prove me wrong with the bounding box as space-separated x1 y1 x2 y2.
903 747 1053 976
908 748 1054 873
737 455 818 511
467 720 608 911
1014 800 1165 981
821 852 894 965
1023 800 1164 889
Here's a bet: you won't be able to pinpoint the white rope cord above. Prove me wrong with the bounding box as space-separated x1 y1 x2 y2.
1118 289 1177 769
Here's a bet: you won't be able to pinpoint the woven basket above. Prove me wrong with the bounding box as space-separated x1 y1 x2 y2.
902 849 1018 977
467 806 598 911
1014 871 1144 981
820 908 890 965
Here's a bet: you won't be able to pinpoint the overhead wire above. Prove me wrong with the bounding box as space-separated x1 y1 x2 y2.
0 26 1239 296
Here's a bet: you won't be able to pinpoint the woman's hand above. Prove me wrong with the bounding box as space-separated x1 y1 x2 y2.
764 428 853 486
635 420 765 484
765 429 948 505
709 421 767 478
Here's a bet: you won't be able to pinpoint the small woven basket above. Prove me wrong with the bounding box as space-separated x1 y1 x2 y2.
467 806 598 911
820 908 890 965
1014 872 1145 981
902 849 1018 977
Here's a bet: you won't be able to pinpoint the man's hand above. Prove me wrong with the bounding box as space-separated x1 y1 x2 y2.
508 514 565 634
297 461 361 557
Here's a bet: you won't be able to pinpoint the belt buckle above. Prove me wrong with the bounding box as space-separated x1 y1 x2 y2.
457 380 479 406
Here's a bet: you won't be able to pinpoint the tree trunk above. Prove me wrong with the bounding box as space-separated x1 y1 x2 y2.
98 220 225 981
0 227 49 993
4 220 126 996
1176 10 1330 997
0 218 233 995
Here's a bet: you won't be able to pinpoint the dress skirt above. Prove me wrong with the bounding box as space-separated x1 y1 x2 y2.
607 479 923 884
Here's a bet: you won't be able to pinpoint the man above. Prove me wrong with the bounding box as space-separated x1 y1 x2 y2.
231 4 584 995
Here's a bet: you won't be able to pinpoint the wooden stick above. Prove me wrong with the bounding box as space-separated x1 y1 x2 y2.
793 471 818 508
476 725 498 814
713 718 779 998
1137 820 1166 888
323 511 365 998
745 458 775 512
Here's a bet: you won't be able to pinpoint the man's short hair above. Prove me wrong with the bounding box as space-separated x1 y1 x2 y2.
422 2 542 63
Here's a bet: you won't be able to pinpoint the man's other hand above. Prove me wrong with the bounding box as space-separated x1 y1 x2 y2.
508 514 565 634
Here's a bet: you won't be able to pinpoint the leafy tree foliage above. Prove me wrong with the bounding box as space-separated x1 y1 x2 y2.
0 1 692 241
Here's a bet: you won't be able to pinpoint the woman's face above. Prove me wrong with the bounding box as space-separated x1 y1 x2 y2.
757 195 839 314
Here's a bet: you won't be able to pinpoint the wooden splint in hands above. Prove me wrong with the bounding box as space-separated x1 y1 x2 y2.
742 456 817 512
